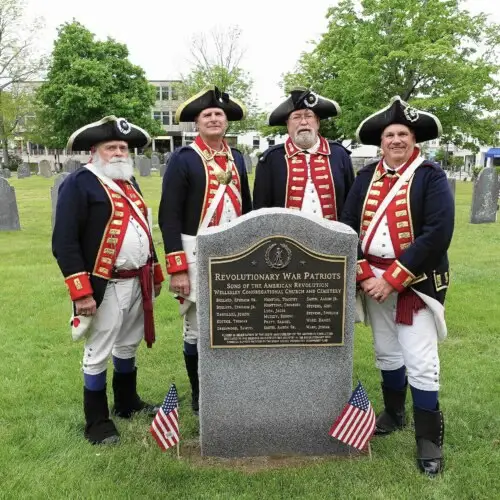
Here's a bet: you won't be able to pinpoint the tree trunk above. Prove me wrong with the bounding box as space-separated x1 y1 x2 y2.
2 138 9 165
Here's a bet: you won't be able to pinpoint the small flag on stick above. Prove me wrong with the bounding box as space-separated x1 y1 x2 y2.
329 381 376 451
150 384 180 452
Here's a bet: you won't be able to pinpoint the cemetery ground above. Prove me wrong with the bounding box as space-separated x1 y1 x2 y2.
0 175 499 499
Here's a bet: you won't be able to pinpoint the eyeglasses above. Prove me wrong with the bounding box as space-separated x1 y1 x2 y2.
289 112 317 123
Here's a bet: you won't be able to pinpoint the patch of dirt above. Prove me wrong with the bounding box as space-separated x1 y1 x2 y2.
174 439 368 473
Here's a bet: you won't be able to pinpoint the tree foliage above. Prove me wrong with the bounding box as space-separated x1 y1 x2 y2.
0 0 46 161
282 0 500 146
34 21 163 149
175 26 262 134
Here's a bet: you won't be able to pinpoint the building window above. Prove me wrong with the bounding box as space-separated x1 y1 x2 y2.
162 112 170 126
171 86 178 101
171 111 177 125
253 136 260 148
268 138 275 146
156 87 161 101
153 111 161 122
153 110 172 126
161 86 170 100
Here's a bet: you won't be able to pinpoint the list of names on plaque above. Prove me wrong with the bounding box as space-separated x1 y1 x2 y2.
210 237 346 348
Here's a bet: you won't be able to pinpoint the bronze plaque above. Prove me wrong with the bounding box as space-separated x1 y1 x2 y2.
209 236 346 348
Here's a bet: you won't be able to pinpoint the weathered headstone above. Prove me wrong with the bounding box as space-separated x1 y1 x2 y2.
159 163 167 178
470 167 499 224
0 178 21 231
447 178 456 199
17 164 30 178
3 168 10 178
151 153 160 169
39 160 52 178
196 208 358 457
138 156 152 177
51 173 71 228
243 153 252 174
63 159 81 173
251 155 258 168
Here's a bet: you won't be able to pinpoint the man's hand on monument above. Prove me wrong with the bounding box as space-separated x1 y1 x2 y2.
170 271 190 297
75 295 97 316
360 277 378 294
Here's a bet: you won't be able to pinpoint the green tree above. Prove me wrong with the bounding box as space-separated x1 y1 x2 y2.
34 21 163 150
0 0 46 162
283 0 500 145
175 26 263 134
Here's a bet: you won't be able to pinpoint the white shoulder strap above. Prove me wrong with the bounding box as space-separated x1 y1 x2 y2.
84 164 150 229
361 155 424 254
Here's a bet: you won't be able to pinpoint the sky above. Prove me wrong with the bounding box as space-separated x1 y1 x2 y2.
24 0 500 112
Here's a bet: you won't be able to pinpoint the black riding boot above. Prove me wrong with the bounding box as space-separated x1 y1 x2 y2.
83 386 120 445
414 405 445 477
112 368 160 418
183 352 199 415
375 382 407 436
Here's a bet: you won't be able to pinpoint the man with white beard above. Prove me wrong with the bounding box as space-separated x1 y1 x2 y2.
253 88 354 220
53 116 165 445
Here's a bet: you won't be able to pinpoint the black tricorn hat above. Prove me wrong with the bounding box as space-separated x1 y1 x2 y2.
175 85 247 122
356 96 442 146
268 88 341 126
67 116 151 151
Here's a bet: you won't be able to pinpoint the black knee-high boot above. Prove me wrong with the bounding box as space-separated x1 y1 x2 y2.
183 352 199 415
112 368 160 418
414 405 445 476
375 382 408 436
83 386 120 445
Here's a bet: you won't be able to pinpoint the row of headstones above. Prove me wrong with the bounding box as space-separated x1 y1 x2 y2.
1 168 498 232
0 159 83 180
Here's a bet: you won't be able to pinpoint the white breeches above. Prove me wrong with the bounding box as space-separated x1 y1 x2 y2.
83 278 144 375
183 304 199 345
365 292 440 392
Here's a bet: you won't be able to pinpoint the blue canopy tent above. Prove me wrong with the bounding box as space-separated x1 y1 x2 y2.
485 148 500 158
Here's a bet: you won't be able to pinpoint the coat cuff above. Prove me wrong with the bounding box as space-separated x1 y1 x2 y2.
383 260 416 292
153 262 165 284
165 251 188 274
356 259 375 282
65 272 93 301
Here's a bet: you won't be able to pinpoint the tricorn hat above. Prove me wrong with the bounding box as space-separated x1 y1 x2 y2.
67 116 151 151
268 88 341 126
175 85 247 122
356 96 442 146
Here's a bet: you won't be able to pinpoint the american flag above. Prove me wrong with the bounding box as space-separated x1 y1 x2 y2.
150 384 180 451
329 381 376 451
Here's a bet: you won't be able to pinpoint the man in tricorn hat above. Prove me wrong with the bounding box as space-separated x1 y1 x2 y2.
341 96 454 476
253 88 354 220
158 86 252 415
53 116 165 445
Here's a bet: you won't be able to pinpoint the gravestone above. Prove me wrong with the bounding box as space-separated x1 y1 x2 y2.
447 178 456 199
470 167 499 224
51 173 70 228
159 163 167 178
3 168 10 178
63 159 81 173
39 160 52 178
17 164 30 178
196 208 358 457
151 153 161 169
138 156 152 177
251 155 258 168
160 152 172 177
0 178 21 230
243 153 252 174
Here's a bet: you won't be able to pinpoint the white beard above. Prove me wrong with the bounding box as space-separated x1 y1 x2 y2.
293 130 317 150
92 153 134 181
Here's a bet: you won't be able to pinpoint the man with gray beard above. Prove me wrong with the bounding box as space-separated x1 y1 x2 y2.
53 116 165 445
253 88 354 221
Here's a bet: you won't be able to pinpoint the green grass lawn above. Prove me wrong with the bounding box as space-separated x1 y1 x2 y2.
0 174 499 499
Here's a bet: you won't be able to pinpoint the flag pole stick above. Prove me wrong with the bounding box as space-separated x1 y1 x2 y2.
367 442 372 460
176 441 180 459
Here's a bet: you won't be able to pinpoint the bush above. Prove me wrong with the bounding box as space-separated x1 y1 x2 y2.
5 154 23 171
472 167 482 180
